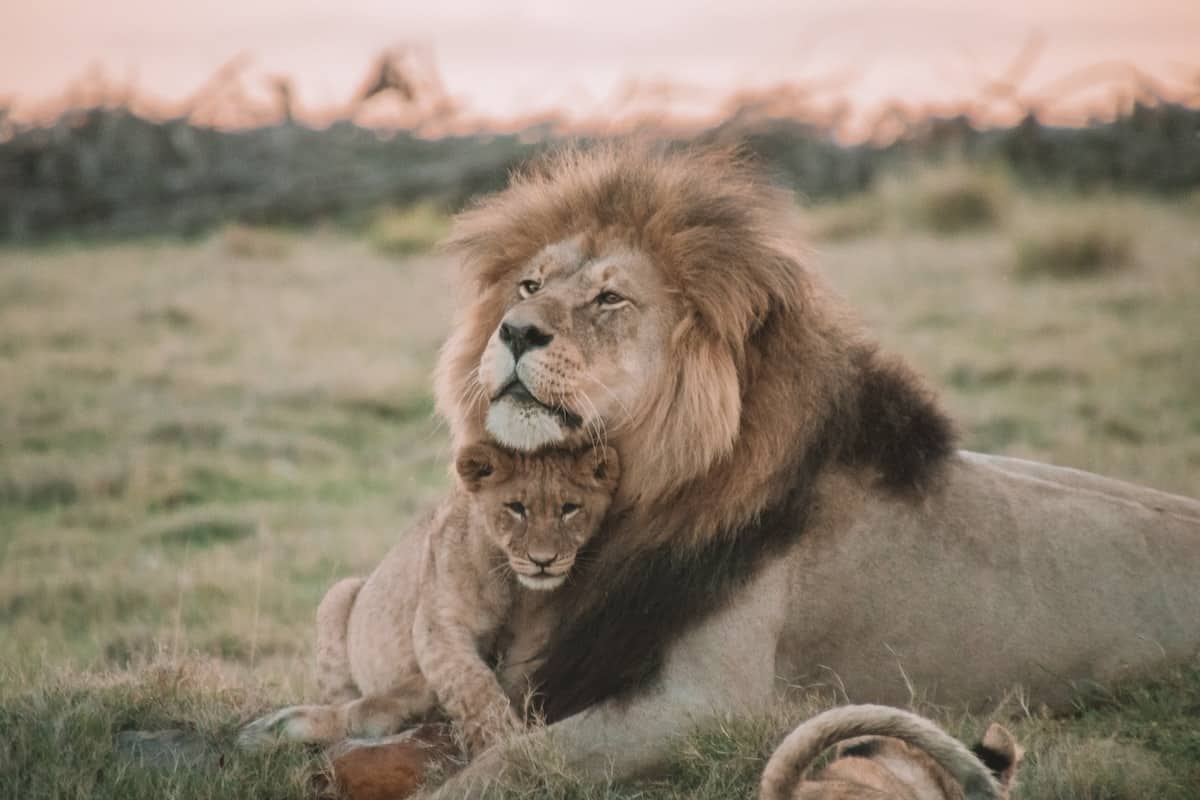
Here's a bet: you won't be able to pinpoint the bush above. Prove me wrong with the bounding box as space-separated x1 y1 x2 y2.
368 203 450 257
913 168 1009 234
1015 216 1133 278
805 197 886 242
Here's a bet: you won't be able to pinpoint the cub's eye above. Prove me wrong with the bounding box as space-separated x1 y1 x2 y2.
594 290 626 308
518 280 541 299
561 502 581 519
504 501 527 519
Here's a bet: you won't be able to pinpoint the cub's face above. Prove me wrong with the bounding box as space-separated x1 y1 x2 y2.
478 238 674 452
456 442 620 591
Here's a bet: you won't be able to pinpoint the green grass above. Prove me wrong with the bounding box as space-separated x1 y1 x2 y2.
2 183 1199 798
0 661 326 800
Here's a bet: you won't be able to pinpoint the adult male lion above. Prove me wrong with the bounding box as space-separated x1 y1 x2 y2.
396 146 1200 795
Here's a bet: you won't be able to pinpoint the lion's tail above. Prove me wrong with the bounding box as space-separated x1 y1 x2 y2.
758 704 1005 800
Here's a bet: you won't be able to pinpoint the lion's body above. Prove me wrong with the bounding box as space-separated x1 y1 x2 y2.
777 452 1200 710
243 145 1200 797
419 146 1200 796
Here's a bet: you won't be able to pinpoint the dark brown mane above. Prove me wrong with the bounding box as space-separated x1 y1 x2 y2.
436 144 957 723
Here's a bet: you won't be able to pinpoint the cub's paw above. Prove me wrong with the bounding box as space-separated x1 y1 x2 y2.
461 708 525 755
237 704 344 749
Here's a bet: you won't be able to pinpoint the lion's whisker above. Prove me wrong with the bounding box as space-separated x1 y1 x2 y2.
575 389 609 452
582 374 633 432
570 388 603 451
563 386 602 452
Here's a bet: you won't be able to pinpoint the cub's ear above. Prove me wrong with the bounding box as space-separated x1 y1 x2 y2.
577 445 620 488
455 442 513 491
973 723 1024 789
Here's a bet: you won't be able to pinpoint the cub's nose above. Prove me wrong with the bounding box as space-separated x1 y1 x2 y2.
499 322 553 360
526 548 558 569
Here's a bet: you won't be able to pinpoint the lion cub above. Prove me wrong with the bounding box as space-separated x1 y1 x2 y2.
759 705 1022 800
239 441 618 753
413 441 618 751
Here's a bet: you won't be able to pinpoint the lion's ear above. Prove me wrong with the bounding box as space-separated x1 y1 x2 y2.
578 445 620 489
455 442 513 491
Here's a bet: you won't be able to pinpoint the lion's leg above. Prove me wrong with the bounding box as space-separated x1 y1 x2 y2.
420 559 790 798
315 577 366 704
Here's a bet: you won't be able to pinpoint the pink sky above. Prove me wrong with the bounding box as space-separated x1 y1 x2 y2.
4 1 1199 124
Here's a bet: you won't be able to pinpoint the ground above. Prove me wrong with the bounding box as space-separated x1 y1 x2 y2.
2 187 1198 798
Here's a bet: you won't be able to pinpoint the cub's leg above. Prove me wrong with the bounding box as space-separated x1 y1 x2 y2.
413 602 521 754
315 577 365 704
238 677 439 747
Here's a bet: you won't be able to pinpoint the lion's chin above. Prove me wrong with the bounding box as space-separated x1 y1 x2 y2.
515 573 567 591
486 395 569 451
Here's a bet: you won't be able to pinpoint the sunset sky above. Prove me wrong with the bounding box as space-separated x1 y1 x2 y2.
5 0 1199 122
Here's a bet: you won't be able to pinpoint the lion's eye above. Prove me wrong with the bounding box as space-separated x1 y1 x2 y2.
561 502 581 520
518 280 541 299
594 290 626 308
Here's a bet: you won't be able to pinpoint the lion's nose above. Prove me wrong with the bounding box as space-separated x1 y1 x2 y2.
527 549 558 568
499 322 553 360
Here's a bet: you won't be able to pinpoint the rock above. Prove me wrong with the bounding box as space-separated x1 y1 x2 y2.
330 724 463 800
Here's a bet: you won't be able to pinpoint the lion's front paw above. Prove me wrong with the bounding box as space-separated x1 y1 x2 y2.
238 704 346 749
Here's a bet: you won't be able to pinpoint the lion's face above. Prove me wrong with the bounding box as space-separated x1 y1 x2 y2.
455 442 620 591
438 146 812 509
478 238 674 451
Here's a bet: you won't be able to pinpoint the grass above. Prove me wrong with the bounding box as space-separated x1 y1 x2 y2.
220 224 296 260
367 203 452 257
806 162 1011 242
2 182 1199 798
885 162 1012 235
1015 209 1135 279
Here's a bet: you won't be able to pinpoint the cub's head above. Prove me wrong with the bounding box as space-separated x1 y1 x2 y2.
454 442 620 591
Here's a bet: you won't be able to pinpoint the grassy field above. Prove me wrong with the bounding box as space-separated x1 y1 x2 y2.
2 182 1199 798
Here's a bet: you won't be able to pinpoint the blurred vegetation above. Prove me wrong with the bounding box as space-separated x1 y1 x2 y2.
367 203 451 257
1015 211 1135 279
2 99 1198 242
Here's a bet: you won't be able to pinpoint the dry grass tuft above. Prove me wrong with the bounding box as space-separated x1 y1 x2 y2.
801 195 888 242
220 224 295 260
1015 212 1135 278
1019 735 1181 799
368 203 451 257
804 197 887 242
886 164 1011 235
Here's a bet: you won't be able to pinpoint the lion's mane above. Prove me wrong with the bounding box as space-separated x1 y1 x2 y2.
434 145 956 721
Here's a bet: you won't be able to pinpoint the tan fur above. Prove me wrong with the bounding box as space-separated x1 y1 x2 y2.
759 705 1021 800
240 444 616 752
